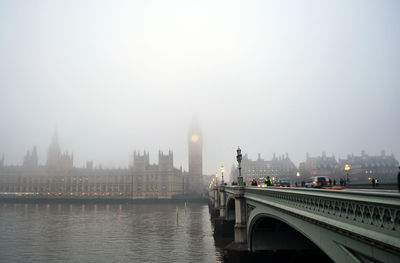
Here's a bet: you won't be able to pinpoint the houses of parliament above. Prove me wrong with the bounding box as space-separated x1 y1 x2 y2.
0 125 204 199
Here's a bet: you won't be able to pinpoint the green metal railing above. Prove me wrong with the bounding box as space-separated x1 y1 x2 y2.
223 186 400 251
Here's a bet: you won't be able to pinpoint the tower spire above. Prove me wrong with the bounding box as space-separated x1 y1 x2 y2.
188 115 203 195
47 129 61 167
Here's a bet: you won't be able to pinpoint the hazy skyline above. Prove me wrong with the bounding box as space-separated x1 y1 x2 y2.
1 0 399 178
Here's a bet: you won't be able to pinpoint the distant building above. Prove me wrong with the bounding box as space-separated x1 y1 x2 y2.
131 150 183 199
338 151 398 183
230 153 297 183
0 125 203 199
23 146 38 168
299 151 399 183
46 132 73 171
300 152 338 180
298 162 308 181
0 154 4 168
187 119 203 195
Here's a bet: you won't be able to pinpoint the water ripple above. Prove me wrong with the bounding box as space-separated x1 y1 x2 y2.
0 202 223 263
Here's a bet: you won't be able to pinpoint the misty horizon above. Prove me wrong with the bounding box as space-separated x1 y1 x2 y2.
0 127 396 176
1 0 399 177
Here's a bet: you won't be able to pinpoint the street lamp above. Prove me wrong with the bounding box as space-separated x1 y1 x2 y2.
215 172 219 186
296 172 300 186
344 163 350 184
220 165 225 185
237 147 243 186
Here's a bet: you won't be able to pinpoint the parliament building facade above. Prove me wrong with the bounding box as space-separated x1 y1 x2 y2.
0 125 203 199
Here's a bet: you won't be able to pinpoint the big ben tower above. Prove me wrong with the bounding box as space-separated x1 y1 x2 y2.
188 119 203 195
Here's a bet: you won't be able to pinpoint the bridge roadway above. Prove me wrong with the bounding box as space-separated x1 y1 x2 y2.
209 185 400 262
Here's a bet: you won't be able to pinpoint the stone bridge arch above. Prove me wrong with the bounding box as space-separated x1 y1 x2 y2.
212 186 400 262
246 203 398 262
248 213 323 252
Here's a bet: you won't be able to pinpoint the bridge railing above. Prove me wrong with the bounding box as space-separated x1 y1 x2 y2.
224 186 400 251
225 186 235 195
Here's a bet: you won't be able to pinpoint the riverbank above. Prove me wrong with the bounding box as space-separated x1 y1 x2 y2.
0 196 208 204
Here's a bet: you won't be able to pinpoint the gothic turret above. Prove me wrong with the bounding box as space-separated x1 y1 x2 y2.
159 150 173 171
46 131 73 170
133 150 150 172
23 146 38 168
46 131 61 167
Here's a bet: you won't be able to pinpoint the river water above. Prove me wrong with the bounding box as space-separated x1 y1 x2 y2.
0 202 225 263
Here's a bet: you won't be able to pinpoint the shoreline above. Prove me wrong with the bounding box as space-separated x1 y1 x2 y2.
0 197 208 204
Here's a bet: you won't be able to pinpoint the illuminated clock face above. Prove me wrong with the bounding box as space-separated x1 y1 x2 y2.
191 134 199 142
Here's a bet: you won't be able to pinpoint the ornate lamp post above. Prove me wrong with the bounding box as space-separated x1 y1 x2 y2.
296 171 300 186
344 163 351 184
215 172 219 186
237 147 243 186
220 165 225 185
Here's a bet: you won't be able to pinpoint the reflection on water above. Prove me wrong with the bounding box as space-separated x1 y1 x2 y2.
0 202 224 263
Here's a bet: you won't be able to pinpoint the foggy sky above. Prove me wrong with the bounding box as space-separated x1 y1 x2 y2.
1 0 399 179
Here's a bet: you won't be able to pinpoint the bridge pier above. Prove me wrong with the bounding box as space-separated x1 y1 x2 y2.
210 185 400 262
233 186 247 245
208 189 214 206
214 187 219 209
209 187 220 219
224 186 250 260
219 185 226 218
213 185 235 237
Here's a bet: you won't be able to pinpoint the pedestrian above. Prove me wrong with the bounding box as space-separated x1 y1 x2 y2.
397 166 400 192
251 178 257 186
295 181 298 187
339 178 343 186
371 178 376 188
333 179 336 186
265 176 272 187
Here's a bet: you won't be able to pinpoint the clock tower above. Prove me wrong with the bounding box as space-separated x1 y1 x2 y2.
188 120 203 195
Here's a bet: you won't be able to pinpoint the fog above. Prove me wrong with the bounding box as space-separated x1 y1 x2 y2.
1 0 399 178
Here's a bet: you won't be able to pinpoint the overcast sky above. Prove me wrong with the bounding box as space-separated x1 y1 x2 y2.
1 0 399 179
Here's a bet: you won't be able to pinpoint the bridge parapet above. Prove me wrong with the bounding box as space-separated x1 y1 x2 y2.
225 186 235 195
244 187 400 252
212 186 400 260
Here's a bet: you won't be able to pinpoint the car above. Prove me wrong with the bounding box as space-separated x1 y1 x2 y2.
277 178 292 187
305 176 330 188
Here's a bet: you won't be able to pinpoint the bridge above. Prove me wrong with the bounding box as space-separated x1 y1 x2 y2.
209 185 400 262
